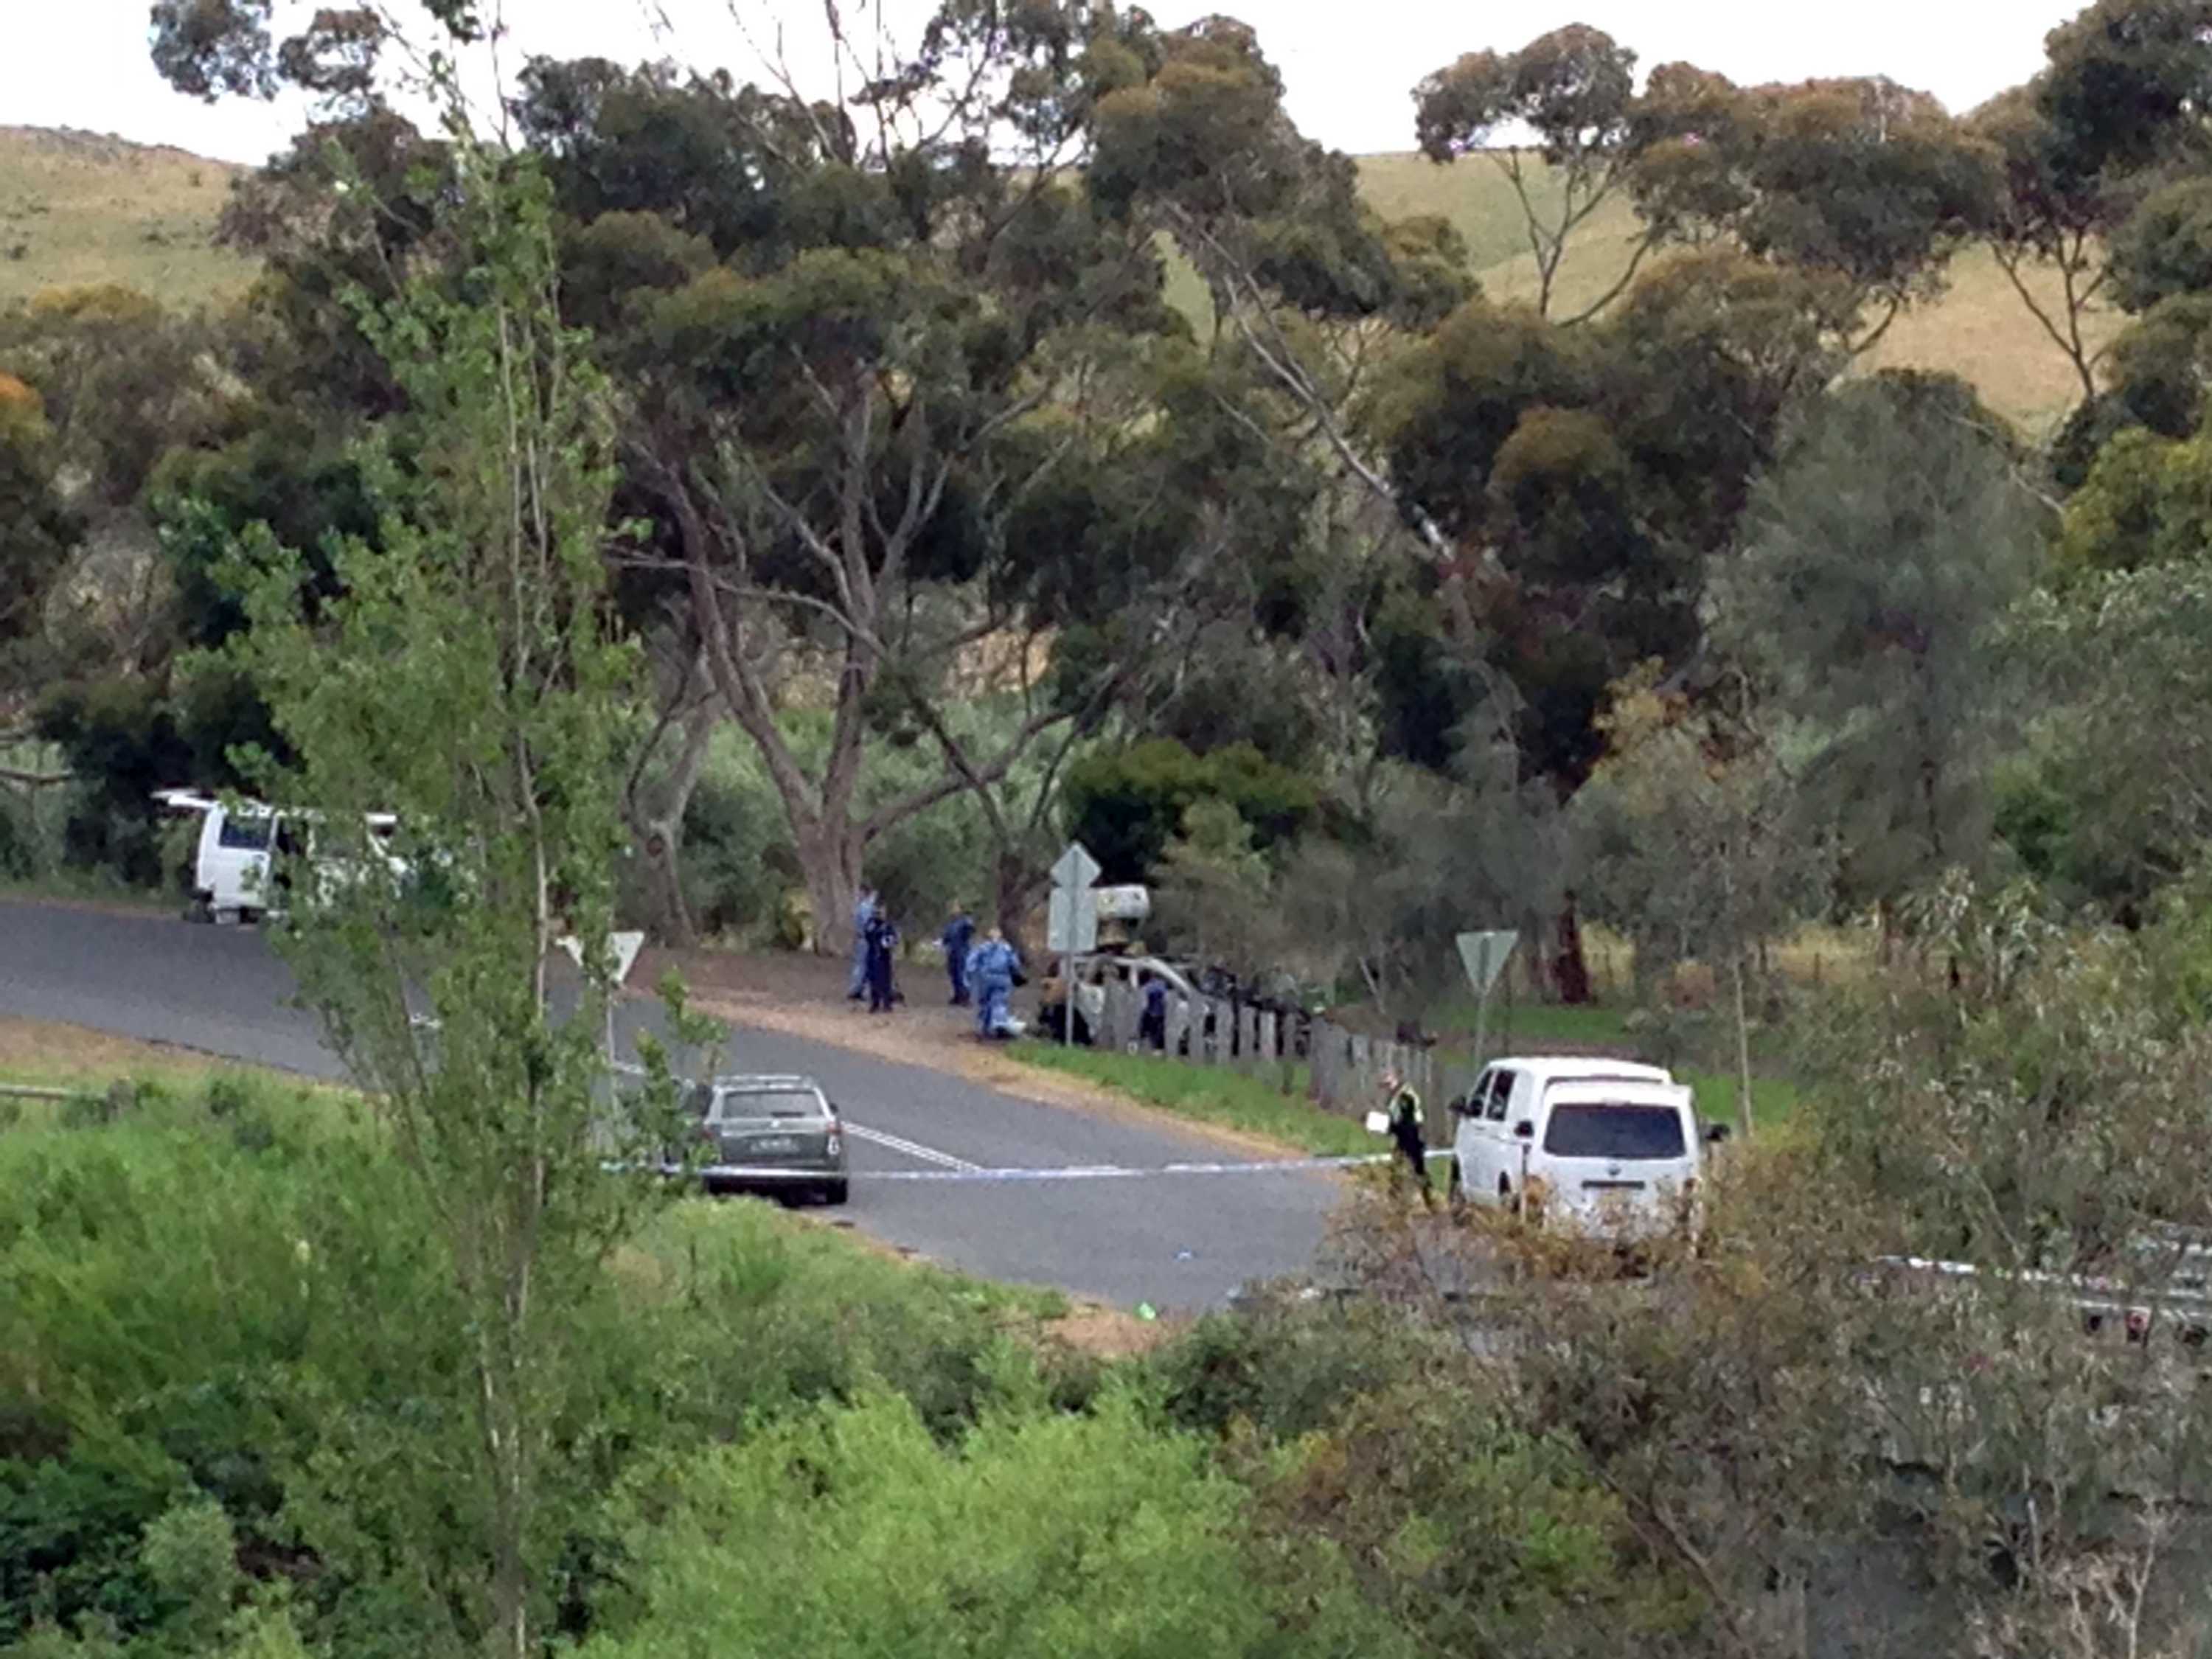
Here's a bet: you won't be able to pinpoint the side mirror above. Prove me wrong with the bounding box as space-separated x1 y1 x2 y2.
1446 1095 1472 1117
1703 1122 1731 1145
1512 1119 1534 1141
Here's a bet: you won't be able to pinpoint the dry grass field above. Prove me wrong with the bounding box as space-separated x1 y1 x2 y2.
1355 150 2121 434
0 125 257 310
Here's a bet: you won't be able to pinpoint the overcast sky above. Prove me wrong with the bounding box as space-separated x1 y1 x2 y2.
9 0 2083 168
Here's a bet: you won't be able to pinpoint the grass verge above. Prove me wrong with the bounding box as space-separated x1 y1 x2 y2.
1007 1027 1800 1151
0 1014 279 1093
1008 1043 1378 1158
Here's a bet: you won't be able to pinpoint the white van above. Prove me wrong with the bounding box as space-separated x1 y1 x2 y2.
1447 1054 1725 1237
156 790 401 923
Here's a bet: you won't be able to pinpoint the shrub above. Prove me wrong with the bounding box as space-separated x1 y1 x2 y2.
1062 739 1317 884
581 1389 1383 1659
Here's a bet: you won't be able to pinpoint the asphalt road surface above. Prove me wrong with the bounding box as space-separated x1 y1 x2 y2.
0 899 1344 1310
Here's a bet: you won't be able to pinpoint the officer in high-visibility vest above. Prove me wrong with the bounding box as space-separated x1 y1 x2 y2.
1381 1068 1433 1208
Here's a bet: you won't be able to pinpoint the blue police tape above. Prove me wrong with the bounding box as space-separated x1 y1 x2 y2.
854 1149 1455 1183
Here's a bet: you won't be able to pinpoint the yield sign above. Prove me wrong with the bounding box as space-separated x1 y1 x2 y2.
558 930 647 987
1051 841 1102 894
1455 930 1518 998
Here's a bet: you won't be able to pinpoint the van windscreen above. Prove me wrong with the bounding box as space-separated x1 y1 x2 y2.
1543 1103 1686 1161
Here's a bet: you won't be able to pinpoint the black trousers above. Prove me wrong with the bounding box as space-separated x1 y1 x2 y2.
1391 1129 1433 1205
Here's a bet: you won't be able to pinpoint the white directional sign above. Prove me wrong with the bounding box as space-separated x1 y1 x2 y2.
1046 888 1099 954
1051 841 1102 893
1455 930 1518 998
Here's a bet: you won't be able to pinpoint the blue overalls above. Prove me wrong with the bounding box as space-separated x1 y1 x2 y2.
967 939 1019 1037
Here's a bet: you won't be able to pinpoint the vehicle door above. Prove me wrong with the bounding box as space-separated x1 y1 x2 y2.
1464 1066 1520 1201
1449 1065 1493 1192
1489 1069 1536 1204
204 807 274 914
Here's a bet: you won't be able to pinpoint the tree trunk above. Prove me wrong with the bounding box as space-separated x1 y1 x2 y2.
636 694 717 948
485 1372 529 1659
1731 945 1756 1141
641 822 693 947
796 822 862 957
993 849 1042 960
1554 890 1593 1005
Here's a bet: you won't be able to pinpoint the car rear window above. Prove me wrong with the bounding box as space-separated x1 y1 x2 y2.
218 816 273 852
1543 1103 1686 1160
710 1088 824 1122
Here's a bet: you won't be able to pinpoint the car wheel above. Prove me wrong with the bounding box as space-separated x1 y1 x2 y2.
821 1179 849 1206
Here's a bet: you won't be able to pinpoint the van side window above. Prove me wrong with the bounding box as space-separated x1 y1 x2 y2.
1485 1070 1519 1122
218 816 272 852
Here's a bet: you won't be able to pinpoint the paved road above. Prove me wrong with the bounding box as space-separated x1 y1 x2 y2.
0 900 1343 1310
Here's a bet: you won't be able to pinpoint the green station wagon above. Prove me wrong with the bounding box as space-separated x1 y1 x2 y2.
689 1074 849 1206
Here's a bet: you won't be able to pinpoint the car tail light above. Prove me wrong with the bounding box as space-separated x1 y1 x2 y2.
825 1116 842 1155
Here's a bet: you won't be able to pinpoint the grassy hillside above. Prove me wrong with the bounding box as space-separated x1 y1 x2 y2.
0 126 258 310
0 123 2110 428
1356 150 2119 434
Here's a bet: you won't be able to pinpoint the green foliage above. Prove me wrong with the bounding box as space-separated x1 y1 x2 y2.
1279 754 1564 1024
1061 739 1316 884
1714 372 2045 911
1411 24 1644 319
0 1077 1090 1659
1573 673 1830 985
1630 73 1998 324
1152 1292 1693 1655
1366 251 1834 785
1150 800 1277 978
0 286 232 514
1804 874 2212 1270
2110 173 2212 312
221 145 682 1659
2037 0 2212 181
584 1388 1367 1659
0 387 77 656
2006 557 2212 904
31 674 268 887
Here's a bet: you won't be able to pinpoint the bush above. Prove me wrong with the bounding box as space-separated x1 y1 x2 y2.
0 1081 1079 1658
674 769 793 939
581 1388 1386 1659
1062 739 1317 884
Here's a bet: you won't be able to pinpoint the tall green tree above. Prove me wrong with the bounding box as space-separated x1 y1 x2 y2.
1413 24 1654 322
1627 71 1999 352
0 375 77 674
1712 373 2046 923
567 16 1215 951
224 139 685 1659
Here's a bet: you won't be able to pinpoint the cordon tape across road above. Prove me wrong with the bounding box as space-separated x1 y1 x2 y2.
846 1145 1442 1183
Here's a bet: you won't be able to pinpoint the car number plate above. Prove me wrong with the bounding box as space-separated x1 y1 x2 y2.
751 1136 799 1154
